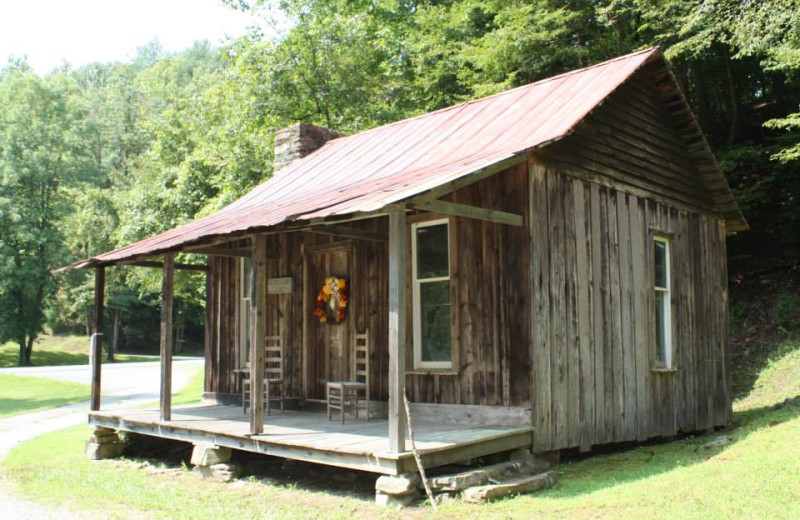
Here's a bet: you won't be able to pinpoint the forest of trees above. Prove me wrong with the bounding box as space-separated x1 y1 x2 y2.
0 0 798 364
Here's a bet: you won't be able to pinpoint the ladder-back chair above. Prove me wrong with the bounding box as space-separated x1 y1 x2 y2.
243 335 285 415
326 331 370 423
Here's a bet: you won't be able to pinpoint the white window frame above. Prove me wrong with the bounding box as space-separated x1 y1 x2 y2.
239 257 251 368
411 218 452 370
653 236 672 369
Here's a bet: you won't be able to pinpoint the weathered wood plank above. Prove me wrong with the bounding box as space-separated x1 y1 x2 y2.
573 180 593 452
589 184 607 444
388 208 407 453
410 199 524 227
160 254 175 422
563 176 581 449
529 160 552 451
90 267 105 412
629 196 649 441
617 194 637 439
249 234 268 434
549 167 568 448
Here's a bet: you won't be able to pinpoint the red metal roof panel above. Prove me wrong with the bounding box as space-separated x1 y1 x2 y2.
72 48 670 268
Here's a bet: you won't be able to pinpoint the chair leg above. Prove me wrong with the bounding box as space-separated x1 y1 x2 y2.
265 382 270 416
279 384 284 413
242 381 249 414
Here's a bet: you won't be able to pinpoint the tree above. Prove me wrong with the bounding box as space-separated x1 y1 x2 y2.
0 65 84 365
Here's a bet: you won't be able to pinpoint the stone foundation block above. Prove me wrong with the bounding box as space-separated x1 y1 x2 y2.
375 490 419 508
85 440 125 460
461 471 557 503
375 472 421 496
193 461 245 482
191 444 232 466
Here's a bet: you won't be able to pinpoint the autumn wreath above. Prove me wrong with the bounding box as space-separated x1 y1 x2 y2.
313 276 348 324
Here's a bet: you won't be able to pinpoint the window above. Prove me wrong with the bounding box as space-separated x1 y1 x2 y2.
412 219 452 369
653 237 672 368
240 257 252 367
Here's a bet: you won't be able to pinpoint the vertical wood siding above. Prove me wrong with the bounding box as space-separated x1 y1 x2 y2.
529 163 730 452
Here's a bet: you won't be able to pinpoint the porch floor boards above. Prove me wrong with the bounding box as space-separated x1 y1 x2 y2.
89 404 532 475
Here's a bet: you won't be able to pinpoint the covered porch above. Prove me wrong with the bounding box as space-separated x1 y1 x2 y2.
89 403 532 475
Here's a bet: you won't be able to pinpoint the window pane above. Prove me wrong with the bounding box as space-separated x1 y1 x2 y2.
416 224 449 279
655 291 667 362
242 257 252 297
654 240 667 288
420 280 451 362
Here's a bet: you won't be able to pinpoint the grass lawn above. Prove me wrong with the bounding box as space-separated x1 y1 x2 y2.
0 334 155 368
2 342 799 519
0 374 90 418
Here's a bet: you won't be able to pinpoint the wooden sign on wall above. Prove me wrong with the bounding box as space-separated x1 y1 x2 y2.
267 277 294 295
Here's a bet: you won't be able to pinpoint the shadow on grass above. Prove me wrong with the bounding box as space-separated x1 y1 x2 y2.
540 398 800 500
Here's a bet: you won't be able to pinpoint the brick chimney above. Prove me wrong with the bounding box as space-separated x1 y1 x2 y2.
273 123 342 172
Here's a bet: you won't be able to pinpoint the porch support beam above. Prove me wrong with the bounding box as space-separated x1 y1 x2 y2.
160 254 175 421
409 200 524 227
306 225 388 243
119 260 208 271
249 234 268 434
90 266 105 411
408 154 528 204
387 207 407 453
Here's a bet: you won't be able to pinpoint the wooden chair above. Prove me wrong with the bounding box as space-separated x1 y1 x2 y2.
242 335 285 416
327 331 370 423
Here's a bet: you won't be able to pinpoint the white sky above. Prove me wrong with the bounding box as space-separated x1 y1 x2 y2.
0 0 267 74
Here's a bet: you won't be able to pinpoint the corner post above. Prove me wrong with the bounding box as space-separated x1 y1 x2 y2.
90 266 105 411
249 234 268 434
388 208 407 453
160 254 175 421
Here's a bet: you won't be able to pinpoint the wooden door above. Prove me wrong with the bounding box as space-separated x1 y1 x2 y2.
303 241 354 400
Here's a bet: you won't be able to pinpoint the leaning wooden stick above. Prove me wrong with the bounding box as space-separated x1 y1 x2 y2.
403 389 437 510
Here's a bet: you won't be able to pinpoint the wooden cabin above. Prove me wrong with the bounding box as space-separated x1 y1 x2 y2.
74 48 747 477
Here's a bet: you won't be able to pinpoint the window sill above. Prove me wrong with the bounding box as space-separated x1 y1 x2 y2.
651 367 678 374
405 370 459 376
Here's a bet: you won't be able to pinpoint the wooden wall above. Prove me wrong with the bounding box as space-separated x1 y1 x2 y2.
204 164 532 410
405 162 532 408
204 222 391 403
538 69 715 216
529 162 731 453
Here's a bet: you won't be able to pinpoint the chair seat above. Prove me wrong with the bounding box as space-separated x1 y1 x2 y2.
242 377 285 415
326 381 367 423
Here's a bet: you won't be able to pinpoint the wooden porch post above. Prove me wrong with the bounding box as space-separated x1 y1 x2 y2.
90 266 105 411
388 208 407 453
249 234 268 435
160 253 175 421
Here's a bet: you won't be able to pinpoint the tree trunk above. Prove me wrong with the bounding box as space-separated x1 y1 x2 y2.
18 336 26 367
24 334 34 365
722 45 739 145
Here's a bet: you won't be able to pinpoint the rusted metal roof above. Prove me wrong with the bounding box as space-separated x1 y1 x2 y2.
70 47 744 269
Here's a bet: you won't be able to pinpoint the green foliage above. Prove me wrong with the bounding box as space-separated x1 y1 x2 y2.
0 65 86 364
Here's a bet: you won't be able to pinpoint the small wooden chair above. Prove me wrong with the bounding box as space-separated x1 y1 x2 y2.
327 331 370 423
243 335 285 415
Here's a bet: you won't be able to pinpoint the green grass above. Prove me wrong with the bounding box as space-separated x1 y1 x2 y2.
0 334 155 368
2 342 799 519
0 374 90 418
